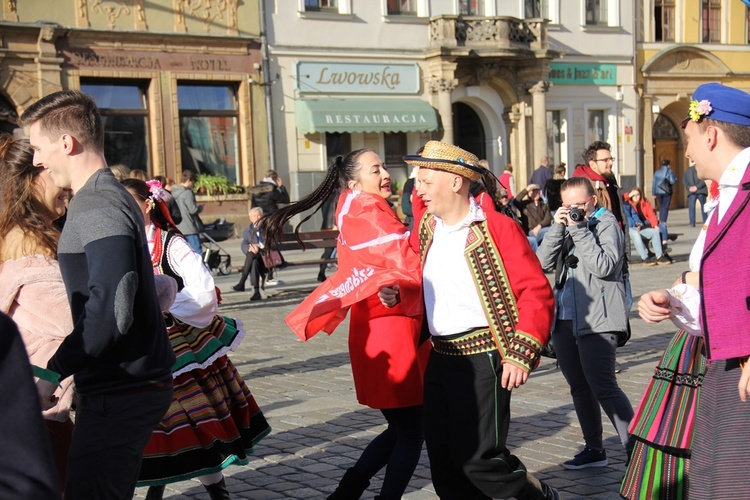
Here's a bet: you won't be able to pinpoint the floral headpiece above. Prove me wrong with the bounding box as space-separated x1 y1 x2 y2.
146 179 166 201
688 99 712 122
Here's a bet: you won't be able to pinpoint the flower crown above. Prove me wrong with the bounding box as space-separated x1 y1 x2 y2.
688 99 712 122
145 179 166 201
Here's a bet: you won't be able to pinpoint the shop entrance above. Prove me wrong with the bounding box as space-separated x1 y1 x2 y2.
652 113 683 208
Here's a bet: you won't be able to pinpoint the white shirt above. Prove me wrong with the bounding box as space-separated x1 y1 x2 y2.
147 224 218 328
423 199 489 336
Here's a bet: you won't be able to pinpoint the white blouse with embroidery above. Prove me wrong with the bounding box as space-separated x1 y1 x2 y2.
147 224 218 328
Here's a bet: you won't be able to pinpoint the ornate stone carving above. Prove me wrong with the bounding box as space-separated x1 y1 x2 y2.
4 0 19 21
644 48 730 76
429 16 538 50
77 0 90 27
528 81 550 94
39 24 56 42
179 0 231 34
92 0 131 30
428 78 458 94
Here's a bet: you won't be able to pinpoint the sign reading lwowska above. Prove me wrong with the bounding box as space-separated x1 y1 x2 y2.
297 62 420 94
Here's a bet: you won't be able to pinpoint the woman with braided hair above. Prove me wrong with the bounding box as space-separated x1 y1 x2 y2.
121 178 270 500
261 149 429 500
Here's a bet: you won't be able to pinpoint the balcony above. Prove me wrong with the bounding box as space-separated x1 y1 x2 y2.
429 15 549 55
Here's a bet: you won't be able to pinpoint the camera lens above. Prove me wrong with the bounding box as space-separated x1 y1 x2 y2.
569 208 585 222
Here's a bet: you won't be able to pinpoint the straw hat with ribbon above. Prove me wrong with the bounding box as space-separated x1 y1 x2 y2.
403 140 484 182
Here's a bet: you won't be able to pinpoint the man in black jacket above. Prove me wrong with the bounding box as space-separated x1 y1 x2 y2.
682 164 708 227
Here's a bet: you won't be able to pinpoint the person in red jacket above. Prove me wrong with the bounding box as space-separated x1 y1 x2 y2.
622 188 671 266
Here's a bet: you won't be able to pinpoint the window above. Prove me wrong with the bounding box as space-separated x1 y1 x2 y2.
384 132 408 170
459 0 482 15
178 83 240 184
326 132 351 163
585 0 608 25
305 0 337 11
587 110 608 145
80 80 149 173
388 0 417 15
525 0 548 18
702 0 720 43
654 0 675 41
546 110 565 168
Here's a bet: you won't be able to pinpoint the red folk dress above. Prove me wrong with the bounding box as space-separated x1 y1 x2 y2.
286 189 429 410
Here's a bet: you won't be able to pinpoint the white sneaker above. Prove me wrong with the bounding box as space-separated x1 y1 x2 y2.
265 278 281 286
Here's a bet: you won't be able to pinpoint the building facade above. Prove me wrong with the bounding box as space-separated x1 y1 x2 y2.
638 0 750 206
0 0 267 187
267 0 559 222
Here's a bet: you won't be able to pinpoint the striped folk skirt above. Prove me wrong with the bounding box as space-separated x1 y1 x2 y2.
621 330 705 500
137 315 271 486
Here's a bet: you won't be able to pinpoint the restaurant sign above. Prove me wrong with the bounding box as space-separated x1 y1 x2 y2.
296 62 420 94
549 63 617 85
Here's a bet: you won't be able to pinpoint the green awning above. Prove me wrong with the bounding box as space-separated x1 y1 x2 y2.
296 98 438 134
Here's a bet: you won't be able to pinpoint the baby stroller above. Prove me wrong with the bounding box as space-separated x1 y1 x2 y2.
200 218 234 276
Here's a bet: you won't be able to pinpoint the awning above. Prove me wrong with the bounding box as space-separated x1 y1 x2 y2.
296 98 438 134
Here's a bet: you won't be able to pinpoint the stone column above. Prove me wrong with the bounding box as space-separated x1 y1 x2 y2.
429 78 458 144
529 81 550 167
642 96 655 196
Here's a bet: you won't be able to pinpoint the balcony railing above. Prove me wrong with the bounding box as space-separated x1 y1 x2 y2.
429 15 548 52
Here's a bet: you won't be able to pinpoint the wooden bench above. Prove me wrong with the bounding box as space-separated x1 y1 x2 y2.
276 230 339 267
229 230 339 273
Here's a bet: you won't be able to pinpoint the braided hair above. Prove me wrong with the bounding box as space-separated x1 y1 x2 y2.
260 148 374 248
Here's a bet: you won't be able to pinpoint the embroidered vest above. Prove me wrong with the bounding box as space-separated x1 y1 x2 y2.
151 228 185 291
418 214 542 371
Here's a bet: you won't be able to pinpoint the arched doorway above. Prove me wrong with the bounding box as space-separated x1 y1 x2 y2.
652 114 683 208
0 94 19 135
452 102 486 160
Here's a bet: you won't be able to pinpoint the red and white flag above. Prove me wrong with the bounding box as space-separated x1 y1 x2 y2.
285 190 422 340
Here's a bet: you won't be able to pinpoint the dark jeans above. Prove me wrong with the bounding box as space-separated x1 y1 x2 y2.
237 252 265 290
353 405 424 499
423 349 548 499
552 321 633 451
656 194 672 223
65 384 173 499
687 193 707 227
318 246 335 279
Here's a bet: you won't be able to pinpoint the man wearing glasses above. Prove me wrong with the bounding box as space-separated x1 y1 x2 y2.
537 176 634 470
573 141 627 228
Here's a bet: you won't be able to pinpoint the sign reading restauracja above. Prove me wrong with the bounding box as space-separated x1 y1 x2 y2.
296 62 421 94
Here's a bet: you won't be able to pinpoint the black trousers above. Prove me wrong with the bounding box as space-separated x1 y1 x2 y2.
424 349 547 500
237 252 265 290
65 384 173 499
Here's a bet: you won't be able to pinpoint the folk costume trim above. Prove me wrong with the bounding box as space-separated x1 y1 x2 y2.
419 214 543 372
150 226 185 291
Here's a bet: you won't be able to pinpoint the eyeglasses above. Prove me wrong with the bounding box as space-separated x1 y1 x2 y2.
594 157 615 163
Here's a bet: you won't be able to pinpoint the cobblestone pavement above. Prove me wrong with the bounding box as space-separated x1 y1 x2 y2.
135 208 701 499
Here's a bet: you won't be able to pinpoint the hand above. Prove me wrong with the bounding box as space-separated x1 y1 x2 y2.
36 379 59 411
689 186 697 193
531 225 541 237
739 361 750 402
379 285 400 308
635 223 642 232
553 207 569 226
501 362 529 390
638 289 672 324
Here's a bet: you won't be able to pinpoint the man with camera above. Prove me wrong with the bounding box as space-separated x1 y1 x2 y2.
537 177 634 470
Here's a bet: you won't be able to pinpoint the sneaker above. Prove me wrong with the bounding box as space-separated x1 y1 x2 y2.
656 255 672 266
541 482 561 500
563 447 608 470
642 257 657 267
264 279 282 286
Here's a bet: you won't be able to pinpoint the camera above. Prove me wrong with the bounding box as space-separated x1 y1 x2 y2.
568 207 586 223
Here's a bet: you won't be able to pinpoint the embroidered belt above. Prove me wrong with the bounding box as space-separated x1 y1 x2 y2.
431 328 496 356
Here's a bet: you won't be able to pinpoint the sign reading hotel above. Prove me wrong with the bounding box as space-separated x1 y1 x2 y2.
549 63 617 85
297 62 420 94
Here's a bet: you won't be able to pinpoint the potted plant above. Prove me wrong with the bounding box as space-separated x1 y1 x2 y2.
194 174 231 197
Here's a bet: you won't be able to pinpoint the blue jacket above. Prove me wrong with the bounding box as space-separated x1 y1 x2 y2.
652 166 677 195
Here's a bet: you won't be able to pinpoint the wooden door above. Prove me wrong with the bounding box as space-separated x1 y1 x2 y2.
653 138 682 209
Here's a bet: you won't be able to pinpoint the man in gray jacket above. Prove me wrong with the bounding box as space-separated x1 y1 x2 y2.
171 170 204 253
536 177 634 470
